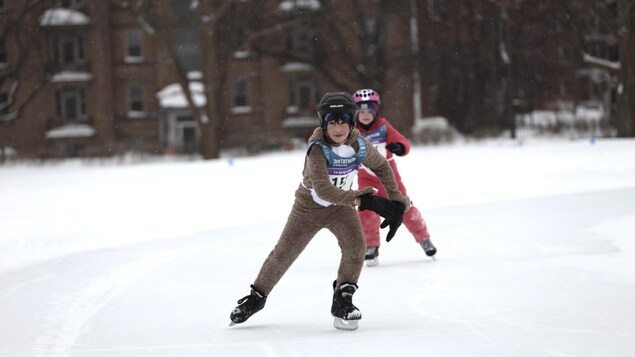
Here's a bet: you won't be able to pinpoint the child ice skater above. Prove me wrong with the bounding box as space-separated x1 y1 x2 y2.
353 88 437 266
229 92 410 330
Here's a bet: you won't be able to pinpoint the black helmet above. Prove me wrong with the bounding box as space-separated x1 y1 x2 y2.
317 92 357 130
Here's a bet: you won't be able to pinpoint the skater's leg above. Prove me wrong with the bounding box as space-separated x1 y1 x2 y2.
402 203 437 256
327 206 366 286
253 200 322 295
358 209 381 248
401 202 436 256
357 176 384 249
402 204 430 243
231 191 324 325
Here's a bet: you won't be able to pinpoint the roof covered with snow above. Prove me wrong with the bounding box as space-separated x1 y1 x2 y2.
50 71 94 83
46 124 96 139
281 116 316 128
277 0 321 12
156 82 206 109
39 8 91 27
279 62 314 73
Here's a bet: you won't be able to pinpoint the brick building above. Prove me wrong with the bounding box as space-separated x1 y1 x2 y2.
0 0 415 159
0 0 167 158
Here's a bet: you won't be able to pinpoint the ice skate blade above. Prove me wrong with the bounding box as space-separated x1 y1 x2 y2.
365 257 379 267
333 317 359 330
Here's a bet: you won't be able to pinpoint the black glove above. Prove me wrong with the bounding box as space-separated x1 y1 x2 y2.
380 201 405 242
358 194 395 219
386 142 405 156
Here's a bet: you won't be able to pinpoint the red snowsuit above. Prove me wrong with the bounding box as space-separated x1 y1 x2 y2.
356 116 430 248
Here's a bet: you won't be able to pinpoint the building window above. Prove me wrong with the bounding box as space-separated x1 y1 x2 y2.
427 0 441 19
129 84 144 112
233 78 249 107
55 35 85 65
289 78 319 110
0 92 9 115
233 28 250 59
287 27 314 52
126 30 142 59
58 0 81 8
172 27 201 69
55 89 87 121
236 28 247 51
0 90 17 122
0 39 6 65
296 30 310 52
176 115 198 153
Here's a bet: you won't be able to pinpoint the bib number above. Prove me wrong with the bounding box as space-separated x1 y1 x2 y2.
330 172 356 190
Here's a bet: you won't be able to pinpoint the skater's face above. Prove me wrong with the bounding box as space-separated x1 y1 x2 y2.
326 119 351 145
357 109 375 126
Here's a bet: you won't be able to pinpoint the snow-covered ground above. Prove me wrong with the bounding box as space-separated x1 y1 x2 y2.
1 137 635 356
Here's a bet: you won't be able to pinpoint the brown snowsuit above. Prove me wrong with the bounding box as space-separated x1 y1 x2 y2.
253 127 410 295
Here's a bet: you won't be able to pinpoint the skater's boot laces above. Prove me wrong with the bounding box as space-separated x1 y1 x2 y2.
237 288 265 305
338 284 357 310
341 291 353 304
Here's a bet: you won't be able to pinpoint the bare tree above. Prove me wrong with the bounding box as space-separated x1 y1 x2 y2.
247 0 405 94
1 0 57 162
118 0 234 159
423 0 512 135
421 0 594 136
558 0 635 137
0 0 54 123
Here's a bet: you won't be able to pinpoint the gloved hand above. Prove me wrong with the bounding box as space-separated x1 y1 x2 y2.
386 142 405 156
380 201 405 242
358 194 395 219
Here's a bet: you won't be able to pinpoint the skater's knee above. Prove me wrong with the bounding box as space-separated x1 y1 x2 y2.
345 238 366 259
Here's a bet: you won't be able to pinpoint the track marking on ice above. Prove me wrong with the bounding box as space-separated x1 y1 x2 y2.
0 275 47 300
69 342 302 354
409 294 500 344
32 243 215 357
506 322 635 339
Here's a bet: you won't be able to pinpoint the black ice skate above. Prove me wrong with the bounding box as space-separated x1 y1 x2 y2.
331 281 362 330
420 239 437 259
229 285 267 326
365 246 379 267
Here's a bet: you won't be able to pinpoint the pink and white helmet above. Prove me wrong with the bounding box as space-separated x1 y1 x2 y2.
353 89 381 105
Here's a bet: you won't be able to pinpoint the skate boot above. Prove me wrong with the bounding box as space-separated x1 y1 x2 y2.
420 239 437 258
364 246 379 267
229 285 267 326
331 281 362 330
